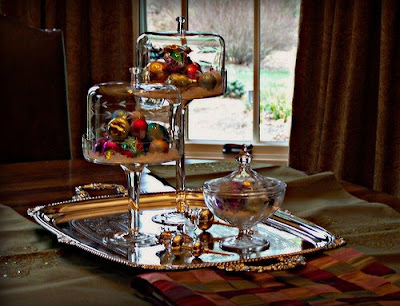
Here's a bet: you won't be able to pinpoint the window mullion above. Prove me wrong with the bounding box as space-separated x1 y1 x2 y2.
181 0 188 29
253 0 261 145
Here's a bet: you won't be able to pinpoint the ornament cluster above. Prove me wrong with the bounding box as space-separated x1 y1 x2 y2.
144 44 222 91
94 109 170 160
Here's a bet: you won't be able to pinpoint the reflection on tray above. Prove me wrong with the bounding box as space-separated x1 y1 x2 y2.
28 191 346 271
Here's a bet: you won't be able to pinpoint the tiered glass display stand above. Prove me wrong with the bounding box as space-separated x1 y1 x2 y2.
82 69 183 247
137 17 227 226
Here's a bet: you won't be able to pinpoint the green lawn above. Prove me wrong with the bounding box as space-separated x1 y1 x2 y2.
226 64 290 90
226 63 293 121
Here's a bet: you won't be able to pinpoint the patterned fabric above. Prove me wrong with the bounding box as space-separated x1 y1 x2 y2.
133 248 400 305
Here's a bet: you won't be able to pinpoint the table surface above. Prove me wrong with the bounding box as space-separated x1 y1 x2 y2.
1 159 400 306
1 159 399 217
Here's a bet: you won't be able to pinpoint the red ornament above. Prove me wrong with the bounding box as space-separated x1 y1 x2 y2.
130 118 148 139
121 149 134 158
102 140 121 154
186 63 201 80
136 139 144 153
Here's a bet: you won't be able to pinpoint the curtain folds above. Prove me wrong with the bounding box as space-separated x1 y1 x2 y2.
289 0 400 197
1 0 134 159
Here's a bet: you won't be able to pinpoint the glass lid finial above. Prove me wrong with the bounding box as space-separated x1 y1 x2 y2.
236 144 252 166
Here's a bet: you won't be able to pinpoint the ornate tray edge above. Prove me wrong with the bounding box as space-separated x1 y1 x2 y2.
27 190 346 272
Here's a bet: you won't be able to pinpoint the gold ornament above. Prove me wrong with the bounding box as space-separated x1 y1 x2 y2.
197 208 215 230
191 242 204 257
147 61 167 83
166 73 193 89
165 233 230 258
191 208 232 231
106 117 130 141
148 139 169 153
198 72 217 90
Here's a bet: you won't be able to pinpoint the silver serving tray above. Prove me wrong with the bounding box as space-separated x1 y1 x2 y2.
28 190 345 272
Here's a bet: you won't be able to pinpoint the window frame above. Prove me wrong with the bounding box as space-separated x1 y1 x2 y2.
136 0 291 164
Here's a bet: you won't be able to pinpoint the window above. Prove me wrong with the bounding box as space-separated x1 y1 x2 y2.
142 0 300 164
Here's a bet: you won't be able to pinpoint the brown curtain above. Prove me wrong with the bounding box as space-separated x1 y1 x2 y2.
0 0 134 159
289 0 400 197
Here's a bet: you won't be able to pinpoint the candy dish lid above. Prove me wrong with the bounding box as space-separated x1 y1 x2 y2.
203 146 286 196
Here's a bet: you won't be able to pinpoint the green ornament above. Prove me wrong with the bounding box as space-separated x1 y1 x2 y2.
121 137 138 155
170 52 184 65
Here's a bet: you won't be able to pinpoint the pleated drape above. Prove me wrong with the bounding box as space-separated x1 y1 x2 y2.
289 0 400 197
1 0 134 159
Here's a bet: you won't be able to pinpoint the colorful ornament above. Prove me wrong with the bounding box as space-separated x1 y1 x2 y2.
164 45 187 72
149 46 164 60
165 55 184 73
166 73 192 89
198 72 217 90
149 139 169 153
209 68 222 88
94 137 108 152
121 149 134 158
111 109 128 119
170 52 184 65
147 61 168 83
120 136 144 157
196 208 215 231
130 118 148 139
104 150 114 160
147 123 168 140
136 139 144 153
106 117 130 141
170 234 184 256
191 242 204 257
186 63 201 80
102 140 121 154
121 137 136 155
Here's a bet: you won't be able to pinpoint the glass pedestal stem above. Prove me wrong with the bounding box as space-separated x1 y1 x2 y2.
175 105 188 214
121 164 143 236
103 164 157 246
221 227 270 253
151 100 192 226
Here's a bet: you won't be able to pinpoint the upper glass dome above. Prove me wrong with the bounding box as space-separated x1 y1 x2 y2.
136 17 226 103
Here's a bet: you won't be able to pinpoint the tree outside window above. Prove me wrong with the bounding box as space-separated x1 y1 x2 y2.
146 0 300 145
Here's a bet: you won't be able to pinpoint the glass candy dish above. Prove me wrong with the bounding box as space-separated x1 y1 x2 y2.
137 16 227 226
82 68 183 247
203 146 287 253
